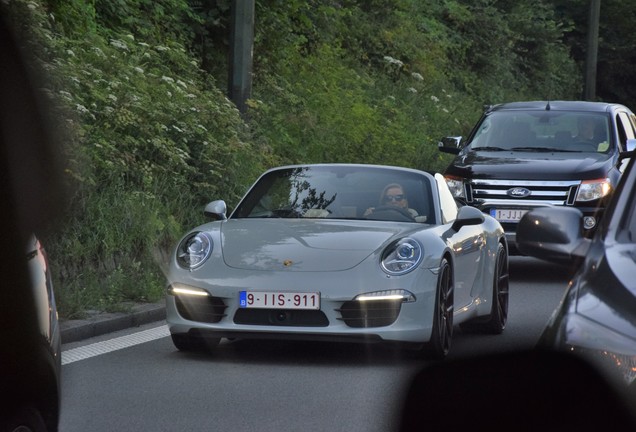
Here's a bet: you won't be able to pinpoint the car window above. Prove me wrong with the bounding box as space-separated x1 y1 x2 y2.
470 111 612 153
616 159 636 243
624 192 636 243
617 112 636 151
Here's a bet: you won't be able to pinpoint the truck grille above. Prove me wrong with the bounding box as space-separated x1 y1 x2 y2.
465 179 580 207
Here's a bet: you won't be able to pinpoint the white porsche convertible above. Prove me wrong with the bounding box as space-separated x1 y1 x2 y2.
166 164 509 359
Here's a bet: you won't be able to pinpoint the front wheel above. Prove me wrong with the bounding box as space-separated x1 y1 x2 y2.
423 258 454 360
460 242 509 334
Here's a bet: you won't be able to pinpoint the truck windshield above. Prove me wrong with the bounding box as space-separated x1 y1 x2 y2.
470 111 612 153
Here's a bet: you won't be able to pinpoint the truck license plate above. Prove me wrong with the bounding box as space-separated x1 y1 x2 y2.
490 208 528 222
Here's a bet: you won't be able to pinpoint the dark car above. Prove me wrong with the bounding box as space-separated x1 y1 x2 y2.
516 148 636 403
438 101 636 253
0 237 62 432
1 12 64 432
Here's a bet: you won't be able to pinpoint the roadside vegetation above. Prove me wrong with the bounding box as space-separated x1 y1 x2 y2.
3 0 627 318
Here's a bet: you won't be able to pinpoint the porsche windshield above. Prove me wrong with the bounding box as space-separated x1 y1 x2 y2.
232 166 435 223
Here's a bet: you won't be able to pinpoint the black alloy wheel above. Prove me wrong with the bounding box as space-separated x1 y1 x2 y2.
460 242 509 334
425 258 454 359
488 242 510 333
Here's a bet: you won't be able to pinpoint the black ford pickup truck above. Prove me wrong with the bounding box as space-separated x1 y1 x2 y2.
438 101 636 253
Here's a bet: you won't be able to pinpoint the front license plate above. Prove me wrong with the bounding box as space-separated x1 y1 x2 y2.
490 208 528 222
239 291 321 310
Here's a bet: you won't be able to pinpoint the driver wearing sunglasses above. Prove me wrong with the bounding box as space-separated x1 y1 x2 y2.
364 183 420 219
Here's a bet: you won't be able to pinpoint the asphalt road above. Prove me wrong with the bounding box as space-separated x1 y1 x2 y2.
59 256 570 432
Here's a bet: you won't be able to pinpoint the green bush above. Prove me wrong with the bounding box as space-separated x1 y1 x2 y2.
4 0 581 318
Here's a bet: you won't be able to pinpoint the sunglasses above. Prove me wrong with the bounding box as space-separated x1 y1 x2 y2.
384 194 405 202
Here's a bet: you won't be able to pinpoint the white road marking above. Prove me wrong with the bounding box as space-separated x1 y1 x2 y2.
62 325 170 365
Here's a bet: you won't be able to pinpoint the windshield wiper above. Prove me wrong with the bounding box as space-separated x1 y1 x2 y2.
472 146 507 151
510 147 577 152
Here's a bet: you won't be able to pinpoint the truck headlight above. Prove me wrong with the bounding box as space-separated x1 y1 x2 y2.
444 176 465 199
576 178 612 202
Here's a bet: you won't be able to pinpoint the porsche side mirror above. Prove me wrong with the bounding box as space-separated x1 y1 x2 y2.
204 200 227 221
516 207 591 266
451 206 484 232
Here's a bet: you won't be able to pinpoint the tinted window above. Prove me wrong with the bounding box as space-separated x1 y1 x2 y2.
470 111 612 153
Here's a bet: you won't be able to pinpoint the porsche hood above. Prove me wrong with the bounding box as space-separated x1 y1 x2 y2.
219 219 416 272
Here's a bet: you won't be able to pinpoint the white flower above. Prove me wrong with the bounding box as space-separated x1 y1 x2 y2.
383 56 403 67
75 104 90 114
186 94 197 99
58 91 72 100
407 87 418 93
133 67 144 74
125 34 135 41
161 76 175 83
92 47 105 57
138 42 150 48
411 72 424 81
176 80 187 89
108 94 118 102
155 46 169 52
442 108 449 113
430 95 440 103
109 39 129 51
66 49 75 57
172 125 184 133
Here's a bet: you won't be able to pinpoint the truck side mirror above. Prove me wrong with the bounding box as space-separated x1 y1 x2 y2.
437 136 462 155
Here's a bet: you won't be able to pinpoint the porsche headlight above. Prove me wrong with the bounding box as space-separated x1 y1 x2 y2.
575 178 612 202
381 238 423 275
176 232 213 269
444 175 465 199
354 289 416 302
168 284 210 297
